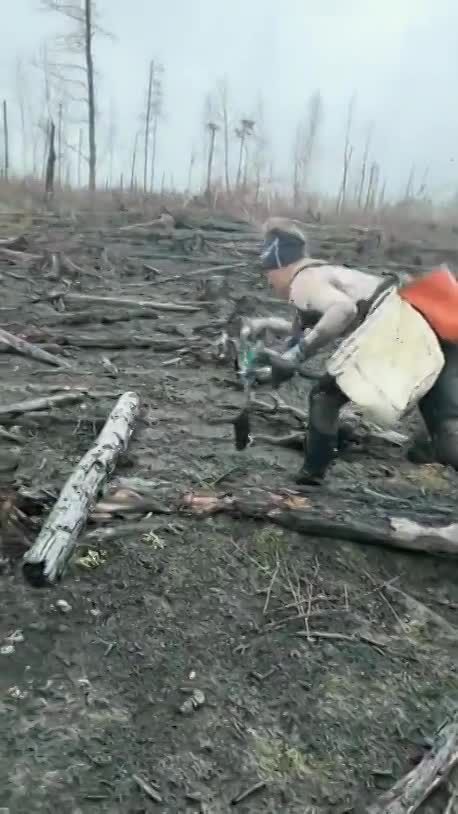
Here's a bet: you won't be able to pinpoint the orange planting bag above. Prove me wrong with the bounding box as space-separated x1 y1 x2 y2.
399 266 458 342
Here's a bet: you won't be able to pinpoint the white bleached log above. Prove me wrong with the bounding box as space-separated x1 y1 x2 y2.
22 391 140 586
366 712 458 813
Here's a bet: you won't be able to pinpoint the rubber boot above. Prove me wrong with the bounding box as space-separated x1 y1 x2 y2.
296 376 348 484
296 428 337 485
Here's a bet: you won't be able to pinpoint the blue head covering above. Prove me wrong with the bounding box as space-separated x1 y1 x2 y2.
260 217 308 270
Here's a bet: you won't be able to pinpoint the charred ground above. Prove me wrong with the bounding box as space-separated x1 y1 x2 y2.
0 207 457 813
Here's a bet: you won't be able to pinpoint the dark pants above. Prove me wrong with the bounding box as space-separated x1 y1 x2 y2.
304 343 458 478
304 375 349 478
417 342 458 468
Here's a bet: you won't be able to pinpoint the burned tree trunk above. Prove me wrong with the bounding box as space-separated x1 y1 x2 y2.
205 122 218 199
130 130 139 191
357 123 372 208
143 60 154 193
2 100 9 181
45 120 56 197
85 0 96 191
336 94 356 213
77 127 83 186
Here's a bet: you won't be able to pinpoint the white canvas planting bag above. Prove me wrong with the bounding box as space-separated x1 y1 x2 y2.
326 288 445 427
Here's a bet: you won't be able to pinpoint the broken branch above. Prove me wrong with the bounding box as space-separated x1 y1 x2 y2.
93 488 458 558
0 392 84 422
0 327 70 368
54 292 203 313
0 247 41 264
366 713 458 813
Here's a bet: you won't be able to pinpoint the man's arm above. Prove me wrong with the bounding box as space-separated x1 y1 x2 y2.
300 288 358 358
259 282 359 387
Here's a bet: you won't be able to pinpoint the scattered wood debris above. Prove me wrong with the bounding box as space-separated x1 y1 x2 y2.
366 712 458 813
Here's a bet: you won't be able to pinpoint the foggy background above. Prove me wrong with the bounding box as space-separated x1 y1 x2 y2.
0 0 457 202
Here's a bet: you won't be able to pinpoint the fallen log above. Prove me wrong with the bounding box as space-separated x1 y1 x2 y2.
0 426 23 444
366 712 458 813
55 292 202 313
0 235 28 251
41 309 160 327
0 247 41 264
93 488 458 558
22 391 140 586
0 327 70 368
38 334 187 351
0 392 84 422
159 261 248 284
179 493 458 556
119 213 175 235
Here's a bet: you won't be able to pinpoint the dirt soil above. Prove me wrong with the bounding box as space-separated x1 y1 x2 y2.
0 208 457 813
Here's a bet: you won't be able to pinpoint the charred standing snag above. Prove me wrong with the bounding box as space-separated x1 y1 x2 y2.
23 391 140 587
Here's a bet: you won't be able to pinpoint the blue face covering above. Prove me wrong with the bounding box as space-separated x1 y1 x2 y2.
260 236 281 269
260 233 307 270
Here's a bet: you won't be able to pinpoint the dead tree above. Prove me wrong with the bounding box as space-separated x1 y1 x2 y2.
2 101 9 181
417 166 430 199
252 95 269 203
378 177 387 209
365 161 379 211
106 100 117 188
57 101 63 186
217 78 231 193
404 164 415 200
292 91 323 206
235 118 255 189
336 93 356 213
143 59 154 193
130 130 139 191
84 0 96 190
302 91 322 191
15 58 28 174
45 120 56 196
77 127 83 186
205 121 219 199
186 148 196 194
150 69 163 192
357 123 373 208
41 0 107 191
292 126 302 207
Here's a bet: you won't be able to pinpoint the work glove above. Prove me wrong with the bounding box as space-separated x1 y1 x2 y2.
267 341 306 388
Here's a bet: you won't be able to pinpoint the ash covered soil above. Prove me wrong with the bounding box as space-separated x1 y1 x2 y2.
0 207 457 813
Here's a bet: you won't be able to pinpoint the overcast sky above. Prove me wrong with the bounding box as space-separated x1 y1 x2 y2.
1 0 458 201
